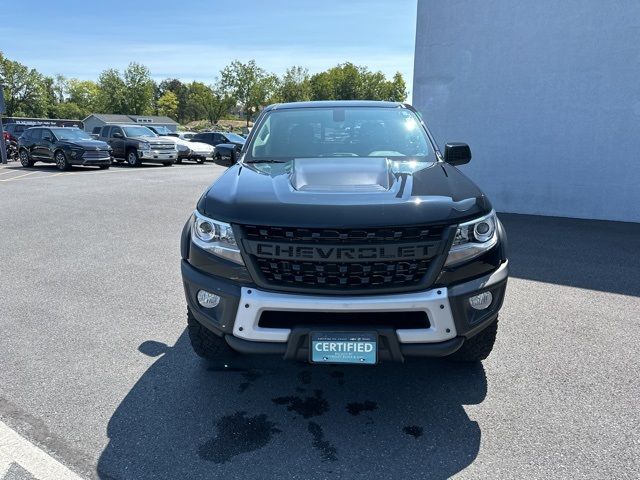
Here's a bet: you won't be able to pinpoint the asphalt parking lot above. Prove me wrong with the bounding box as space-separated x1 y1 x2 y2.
0 162 638 479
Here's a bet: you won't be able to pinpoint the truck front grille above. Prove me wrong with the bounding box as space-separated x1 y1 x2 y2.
240 224 446 293
153 143 175 150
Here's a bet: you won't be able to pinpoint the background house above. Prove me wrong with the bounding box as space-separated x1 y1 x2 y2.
83 114 179 134
413 0 640 222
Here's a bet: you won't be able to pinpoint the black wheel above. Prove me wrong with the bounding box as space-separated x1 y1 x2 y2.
176 158 182 164
448 318 498 362
126 150 140 167
99 165 110 170
163 161 173 167
19 149 34 167
55 150 70 171
214 152 222 163
187 308 236 361
196 158 204 164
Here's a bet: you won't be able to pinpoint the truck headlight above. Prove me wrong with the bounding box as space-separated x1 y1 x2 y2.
191 210 244 265
139 142 151 151
445 210 498 267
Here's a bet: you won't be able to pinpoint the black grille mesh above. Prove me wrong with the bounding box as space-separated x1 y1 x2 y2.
242 225 445 292
243 225 444 244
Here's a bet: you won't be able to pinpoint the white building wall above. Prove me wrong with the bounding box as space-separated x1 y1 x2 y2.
413 0 640 222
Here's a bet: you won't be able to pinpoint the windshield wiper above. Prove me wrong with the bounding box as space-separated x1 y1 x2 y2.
245 159 287 164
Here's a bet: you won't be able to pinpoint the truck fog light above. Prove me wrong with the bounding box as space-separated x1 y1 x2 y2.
469 291 492 310
197 290 220 308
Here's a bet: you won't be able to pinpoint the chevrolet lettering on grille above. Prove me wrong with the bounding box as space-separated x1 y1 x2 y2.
243 240 440 262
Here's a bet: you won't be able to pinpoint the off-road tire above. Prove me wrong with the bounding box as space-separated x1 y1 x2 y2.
449 318 498 362
99 165 110 170
187 308 236 360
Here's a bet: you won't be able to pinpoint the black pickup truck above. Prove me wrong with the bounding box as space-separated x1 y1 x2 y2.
98 124 176 166
181 101 508 366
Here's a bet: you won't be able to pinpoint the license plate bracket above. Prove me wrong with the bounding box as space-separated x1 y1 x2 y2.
310 332 377 365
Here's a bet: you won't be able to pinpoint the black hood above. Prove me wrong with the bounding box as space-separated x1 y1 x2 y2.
60 139 110 149
199 158 491 228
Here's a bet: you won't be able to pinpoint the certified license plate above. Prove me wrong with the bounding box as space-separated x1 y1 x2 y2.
310 332 377 365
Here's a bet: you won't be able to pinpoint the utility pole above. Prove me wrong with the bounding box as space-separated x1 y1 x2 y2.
0 85 7 164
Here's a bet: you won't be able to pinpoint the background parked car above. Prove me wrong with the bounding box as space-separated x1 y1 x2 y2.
148 126 213 163
167 131 196 140
97 124 176 167
191 131 245 164
18 127 112 170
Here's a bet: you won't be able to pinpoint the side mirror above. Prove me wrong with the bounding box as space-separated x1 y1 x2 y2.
112 132 123 139
444 143 472 166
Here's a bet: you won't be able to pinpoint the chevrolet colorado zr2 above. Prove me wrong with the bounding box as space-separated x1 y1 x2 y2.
180 101 508 365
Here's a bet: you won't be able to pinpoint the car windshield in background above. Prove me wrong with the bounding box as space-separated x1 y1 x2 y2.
123 126 156 137
247 107 431 161
51 128 92 141
153 126 172 135
225 133 246 143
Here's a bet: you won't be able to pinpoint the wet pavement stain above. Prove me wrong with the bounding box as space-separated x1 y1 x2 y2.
272 389 329 419
330 370 345 386
403 425 424 438
238 370 262 393
346 400 378 416
198 411 280 464
308 422 338 462
298 370 312 385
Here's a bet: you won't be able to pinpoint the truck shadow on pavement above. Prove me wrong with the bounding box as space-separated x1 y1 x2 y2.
97 333 486 480
500 213 640 297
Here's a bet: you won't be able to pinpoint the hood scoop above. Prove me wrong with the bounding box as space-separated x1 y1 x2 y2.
290 157 392 193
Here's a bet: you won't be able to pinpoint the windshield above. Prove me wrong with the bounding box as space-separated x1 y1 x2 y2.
152 126 171 135
247 107 431 161
225 133 246 143
51 128 92 141
123 126 157 137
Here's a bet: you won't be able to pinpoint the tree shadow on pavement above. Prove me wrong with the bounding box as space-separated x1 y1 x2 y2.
501 213 640 297
97 333 487 480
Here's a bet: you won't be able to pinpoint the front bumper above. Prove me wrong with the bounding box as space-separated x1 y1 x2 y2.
182 259 508 362
139 150 176 162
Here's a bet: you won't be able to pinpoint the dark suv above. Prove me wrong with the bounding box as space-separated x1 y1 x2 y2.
98 124 177 167
181 101 508 366
191 131 245 164
18 127 112 170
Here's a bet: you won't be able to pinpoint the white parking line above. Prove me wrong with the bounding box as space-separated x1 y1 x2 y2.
0 171 41 182
0 420 84 480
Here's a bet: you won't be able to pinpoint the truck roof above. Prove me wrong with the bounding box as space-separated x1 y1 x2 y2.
265 100 406 111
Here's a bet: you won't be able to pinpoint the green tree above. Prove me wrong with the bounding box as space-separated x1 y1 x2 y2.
309 71 335 100
0 52 50 116
158 78 189 122
278 66 311 103
220 60 277 126
157 90 179 119
309 63 408 102
96 68 126 113
387 72 407 102
67 79 100 115
123 62 154 115
53 102 84 120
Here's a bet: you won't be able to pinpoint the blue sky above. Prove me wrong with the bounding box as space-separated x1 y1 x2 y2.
0 0 417 97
